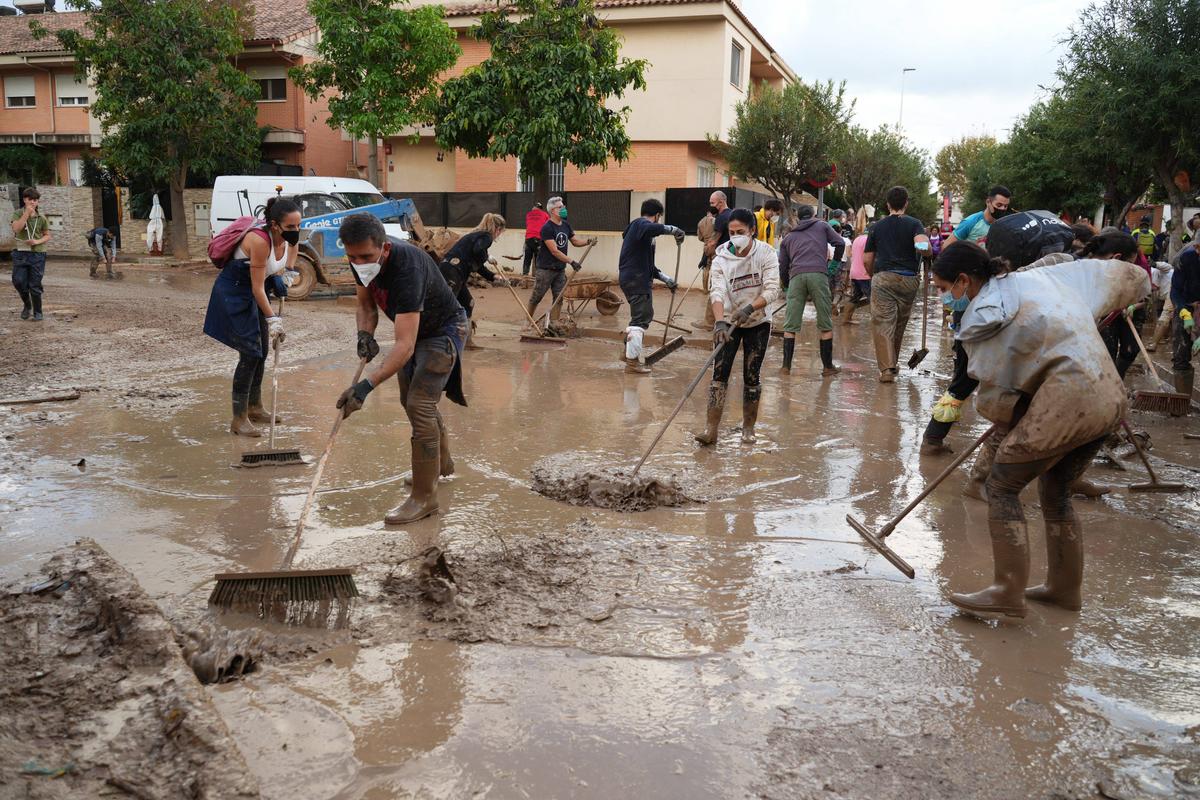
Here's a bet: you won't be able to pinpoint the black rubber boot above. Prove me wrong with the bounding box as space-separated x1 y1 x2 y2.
693 381 727 446
781 337 795 372
819 338 839 376
30 293 43 322
19 290 31 320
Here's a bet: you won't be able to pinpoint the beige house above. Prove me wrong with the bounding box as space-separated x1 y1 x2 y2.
386 0 795 194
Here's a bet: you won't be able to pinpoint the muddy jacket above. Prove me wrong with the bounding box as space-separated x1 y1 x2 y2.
958 259 1149 463
709 239 781 328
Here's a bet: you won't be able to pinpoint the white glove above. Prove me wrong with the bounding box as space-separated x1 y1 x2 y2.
266 315 284 345
281 270 296 288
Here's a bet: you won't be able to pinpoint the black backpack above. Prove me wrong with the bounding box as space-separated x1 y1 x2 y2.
985 211 1075 268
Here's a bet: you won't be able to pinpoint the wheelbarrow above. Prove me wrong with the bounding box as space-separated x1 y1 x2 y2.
560 278 622 324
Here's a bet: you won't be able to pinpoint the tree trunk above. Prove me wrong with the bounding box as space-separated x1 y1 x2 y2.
367 134 380 188
1155 161 1187 258
169 168 190 261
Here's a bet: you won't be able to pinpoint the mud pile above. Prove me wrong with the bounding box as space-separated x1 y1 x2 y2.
530 453 700 511
0 539 260 799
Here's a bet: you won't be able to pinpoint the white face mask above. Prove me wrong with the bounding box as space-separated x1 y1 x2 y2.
729 234 752 253
351 260 381 287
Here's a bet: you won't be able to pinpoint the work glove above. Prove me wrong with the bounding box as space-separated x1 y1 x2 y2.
336 378 374 419
492 275 509 288
664 225 685 244
1182 309 1194 331
931 392 963 424
664 277 678 292
570 260 582 272
713 320 732 346
587 236 598 246
357 330 380 362
731 303 756 326
1124 303 1138 317
266 315 284 346
268 274 288 298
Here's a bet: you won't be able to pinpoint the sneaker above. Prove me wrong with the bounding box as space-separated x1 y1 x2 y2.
878 368 897 384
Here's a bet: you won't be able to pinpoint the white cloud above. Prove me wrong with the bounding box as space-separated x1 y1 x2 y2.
740 0 1093 157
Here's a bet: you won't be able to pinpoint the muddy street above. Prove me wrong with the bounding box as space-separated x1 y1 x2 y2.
2 260 1199 799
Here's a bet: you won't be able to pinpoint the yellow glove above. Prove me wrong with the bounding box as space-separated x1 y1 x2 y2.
931 392 963 423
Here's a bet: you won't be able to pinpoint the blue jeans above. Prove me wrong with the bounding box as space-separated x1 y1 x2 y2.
12 251 46 299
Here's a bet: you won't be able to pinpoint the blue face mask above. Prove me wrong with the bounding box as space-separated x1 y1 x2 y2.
940 289 970 313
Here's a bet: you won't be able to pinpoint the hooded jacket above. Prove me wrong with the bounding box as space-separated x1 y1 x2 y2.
709 239 781 328
958 259 1149 463
777 217 846 283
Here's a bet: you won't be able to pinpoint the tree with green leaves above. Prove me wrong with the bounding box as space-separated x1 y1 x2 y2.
836 125 934 222
37 0 261 259
935 135 998 203
435 0 647 196
0 145 54 186
292 0 460 188
713 79 853 222
1061 0 1199 252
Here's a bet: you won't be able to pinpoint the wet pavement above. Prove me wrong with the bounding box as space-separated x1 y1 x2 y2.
2 297 1199 799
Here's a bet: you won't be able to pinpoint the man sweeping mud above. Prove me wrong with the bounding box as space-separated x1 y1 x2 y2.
334 213 468 525
618 198 683 373
931 241 1149 619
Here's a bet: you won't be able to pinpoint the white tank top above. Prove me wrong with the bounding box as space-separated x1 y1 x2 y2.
233 233 290 276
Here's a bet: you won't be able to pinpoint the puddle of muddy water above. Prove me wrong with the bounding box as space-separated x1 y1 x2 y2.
3 316 1199 799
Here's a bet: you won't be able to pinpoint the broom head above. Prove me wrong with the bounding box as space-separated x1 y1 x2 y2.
208 568 358 629
237 448 307 468
846 515 916 579
1129 481 1188 493
1131 390 1191 417
645 335 686 366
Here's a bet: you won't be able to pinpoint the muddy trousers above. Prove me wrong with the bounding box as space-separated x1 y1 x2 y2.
1101 311 1142 378
712 321 770 406
1171 314 1197 389
398 333 458 461
869 271 919 374
978 437 1106 611
12 251 45 314
528 267 567 323
231 317 269 414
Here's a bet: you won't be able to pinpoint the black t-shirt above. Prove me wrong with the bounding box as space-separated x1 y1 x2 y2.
440 230 496 294
865 214 924 275
714 208 732 246
368 237 463 340
537 219 575 270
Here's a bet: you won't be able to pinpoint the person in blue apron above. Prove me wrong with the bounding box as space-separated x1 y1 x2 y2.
439 212 509 349
203 196 301 436
334 213 468 526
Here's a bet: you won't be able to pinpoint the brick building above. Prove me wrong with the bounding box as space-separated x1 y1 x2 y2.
385 0 795 195
0 0 379 186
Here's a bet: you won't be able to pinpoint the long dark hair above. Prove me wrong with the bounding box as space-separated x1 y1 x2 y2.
264 196 301 226
1079 230 1136 260
932 240 1009 284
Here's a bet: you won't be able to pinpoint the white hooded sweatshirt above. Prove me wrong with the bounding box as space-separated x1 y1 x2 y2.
709 238 781 328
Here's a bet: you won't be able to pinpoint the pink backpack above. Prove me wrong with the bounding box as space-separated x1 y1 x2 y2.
208 216 270 268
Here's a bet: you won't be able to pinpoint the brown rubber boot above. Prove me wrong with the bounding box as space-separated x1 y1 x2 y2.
1146 319 1169 352
693 381 726 446
1069 476 1110 498
386 440 440 525
947 519 1029 619
229 393 261 437
1174 370 1195 397
741 396 759 443
838 302 855 325
247 405 281 424
625 360 651 375
920 434 954 456
1025 519 1083 611
438 416 454 478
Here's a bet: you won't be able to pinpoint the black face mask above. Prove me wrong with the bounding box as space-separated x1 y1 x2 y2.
281 230 300 246
991 207 1010 220
708 205 719 215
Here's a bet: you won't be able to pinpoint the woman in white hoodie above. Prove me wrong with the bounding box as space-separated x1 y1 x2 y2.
694 208 781 446
931 241 1148 619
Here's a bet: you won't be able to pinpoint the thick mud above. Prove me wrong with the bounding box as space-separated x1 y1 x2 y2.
530 452 700 511
0 539 259 799
3 261 1200 799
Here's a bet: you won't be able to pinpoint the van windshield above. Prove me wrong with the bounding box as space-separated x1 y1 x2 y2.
335 192 387 209
295 193 350 218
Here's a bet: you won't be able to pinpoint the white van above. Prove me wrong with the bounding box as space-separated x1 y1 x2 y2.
209 175 416 299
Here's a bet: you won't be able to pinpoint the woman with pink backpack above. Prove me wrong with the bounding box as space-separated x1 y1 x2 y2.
203 196 301 436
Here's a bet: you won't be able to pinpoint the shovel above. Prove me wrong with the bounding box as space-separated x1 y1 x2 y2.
907 266 930 369
847 425 997 579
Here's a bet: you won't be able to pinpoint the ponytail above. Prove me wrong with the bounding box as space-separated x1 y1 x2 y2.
475 212 506 238
932 240 1009 284
264 195 301 225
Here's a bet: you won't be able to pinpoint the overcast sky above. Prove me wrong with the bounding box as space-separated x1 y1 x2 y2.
741 0 1096 161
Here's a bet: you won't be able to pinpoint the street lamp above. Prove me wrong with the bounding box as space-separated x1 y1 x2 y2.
899 67 916 130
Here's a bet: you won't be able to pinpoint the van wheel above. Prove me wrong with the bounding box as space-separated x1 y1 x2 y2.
288 255 319 300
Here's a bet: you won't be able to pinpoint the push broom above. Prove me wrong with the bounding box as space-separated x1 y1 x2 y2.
1126 315 1191 416
209 357 367 628
1121 420 1187 493
847 425 997 579
239 298 305 467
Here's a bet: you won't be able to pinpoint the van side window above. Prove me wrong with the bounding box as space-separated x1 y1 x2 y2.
296 194 346 218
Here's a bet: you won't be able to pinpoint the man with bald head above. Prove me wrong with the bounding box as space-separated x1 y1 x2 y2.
693 190 732 331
